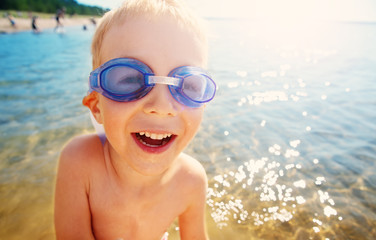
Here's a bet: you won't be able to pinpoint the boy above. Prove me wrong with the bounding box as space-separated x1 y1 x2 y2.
54 0 216 239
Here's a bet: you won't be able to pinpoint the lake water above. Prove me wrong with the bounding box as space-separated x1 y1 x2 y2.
0 19 375 240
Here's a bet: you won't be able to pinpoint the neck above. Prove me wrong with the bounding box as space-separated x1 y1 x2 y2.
103 142 171 190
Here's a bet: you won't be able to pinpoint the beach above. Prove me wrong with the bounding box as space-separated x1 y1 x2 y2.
0 17 375 239
0 15 96 33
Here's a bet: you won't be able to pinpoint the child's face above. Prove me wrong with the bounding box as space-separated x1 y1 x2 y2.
92 14 207 176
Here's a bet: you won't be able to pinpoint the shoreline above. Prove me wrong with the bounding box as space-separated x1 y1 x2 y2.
0 16 97 34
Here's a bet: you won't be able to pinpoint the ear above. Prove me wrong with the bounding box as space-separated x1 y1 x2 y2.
82 92 103 124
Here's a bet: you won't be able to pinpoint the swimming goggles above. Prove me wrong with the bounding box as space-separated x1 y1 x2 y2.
89 58 216 108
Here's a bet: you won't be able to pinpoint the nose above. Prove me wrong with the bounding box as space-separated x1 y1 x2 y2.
143 84 179 117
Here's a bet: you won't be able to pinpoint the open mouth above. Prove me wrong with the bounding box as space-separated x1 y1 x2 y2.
133 132 175 148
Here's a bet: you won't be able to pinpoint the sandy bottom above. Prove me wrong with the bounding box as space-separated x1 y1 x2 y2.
0 16 96 33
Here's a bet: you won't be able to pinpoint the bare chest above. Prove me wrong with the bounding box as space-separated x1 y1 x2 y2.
89 180 185 240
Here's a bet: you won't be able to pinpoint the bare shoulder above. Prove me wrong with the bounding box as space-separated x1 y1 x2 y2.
60 134 102 160
176 152 208 188
58 134 103 176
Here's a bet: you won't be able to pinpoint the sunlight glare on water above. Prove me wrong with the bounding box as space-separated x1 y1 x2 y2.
187 17 376 239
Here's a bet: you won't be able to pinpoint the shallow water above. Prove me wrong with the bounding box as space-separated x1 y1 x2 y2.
0 20 375 239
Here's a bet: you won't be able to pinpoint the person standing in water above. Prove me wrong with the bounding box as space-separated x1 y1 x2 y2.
54 7 65 32
31 16 40 33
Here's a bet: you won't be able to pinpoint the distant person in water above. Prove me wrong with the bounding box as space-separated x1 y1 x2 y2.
31 16 40 33
7 13 16 28
90 17 97 26
54 7 65 32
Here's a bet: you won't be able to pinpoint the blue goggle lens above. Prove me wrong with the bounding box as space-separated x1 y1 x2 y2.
181 74 216 102
101 65 146 95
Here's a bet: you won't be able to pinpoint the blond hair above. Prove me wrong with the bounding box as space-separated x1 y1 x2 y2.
91 0 207 69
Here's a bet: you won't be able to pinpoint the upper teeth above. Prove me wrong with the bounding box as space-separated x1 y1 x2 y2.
139 132 172 140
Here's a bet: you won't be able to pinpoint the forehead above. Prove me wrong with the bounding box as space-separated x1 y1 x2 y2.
100 14 207 74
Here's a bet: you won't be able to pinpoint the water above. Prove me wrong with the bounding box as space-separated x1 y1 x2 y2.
0 20 375 239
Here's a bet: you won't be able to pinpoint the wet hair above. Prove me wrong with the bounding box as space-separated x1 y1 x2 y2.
91 0 208 69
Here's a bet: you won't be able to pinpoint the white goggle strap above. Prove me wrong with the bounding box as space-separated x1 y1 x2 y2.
147 76 182 87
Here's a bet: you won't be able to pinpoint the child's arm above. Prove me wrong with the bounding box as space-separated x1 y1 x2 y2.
54 136 96 240
178 156 209 240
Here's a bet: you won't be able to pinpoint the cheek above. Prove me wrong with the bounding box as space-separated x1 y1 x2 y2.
99 98 136 130
184 108 204 136
100 100 119 125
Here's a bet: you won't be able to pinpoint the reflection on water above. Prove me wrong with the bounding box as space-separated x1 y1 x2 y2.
1 20 376 239
191 19 376 239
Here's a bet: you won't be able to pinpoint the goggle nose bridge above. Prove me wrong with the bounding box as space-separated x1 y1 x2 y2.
147 76 182 87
